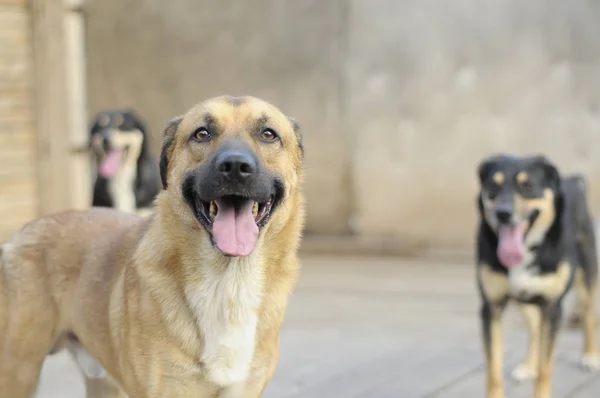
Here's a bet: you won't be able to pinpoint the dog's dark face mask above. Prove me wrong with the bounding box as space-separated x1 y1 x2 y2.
159 96 303 258
181 139 285 257
477 154 562 268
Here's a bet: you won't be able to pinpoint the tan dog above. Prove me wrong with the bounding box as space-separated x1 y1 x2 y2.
0 95 305 397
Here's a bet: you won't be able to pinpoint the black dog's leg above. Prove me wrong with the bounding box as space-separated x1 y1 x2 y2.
535 302 562 398
481 301 506 398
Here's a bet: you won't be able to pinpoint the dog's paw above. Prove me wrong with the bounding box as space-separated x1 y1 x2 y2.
511 363 537 383
580 353 600 372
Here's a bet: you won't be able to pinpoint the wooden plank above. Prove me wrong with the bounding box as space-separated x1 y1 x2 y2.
0 0 29 5
31 0 71 215
0 131 33 145
30 256 600 397
64 5 90 209
569 376 600 398
265 332 411 398
0 179 36 196
510 357 598 398
350 342 486 398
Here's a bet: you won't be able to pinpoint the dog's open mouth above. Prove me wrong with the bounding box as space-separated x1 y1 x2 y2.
193 195 274 257
97 145 129 178
496 209 540 268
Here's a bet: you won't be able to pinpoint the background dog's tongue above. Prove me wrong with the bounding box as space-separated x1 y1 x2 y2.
497 224 526 267
99 150 122 178
212 200 259 257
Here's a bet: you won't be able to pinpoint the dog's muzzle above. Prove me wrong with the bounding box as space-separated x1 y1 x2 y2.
182 140 284 257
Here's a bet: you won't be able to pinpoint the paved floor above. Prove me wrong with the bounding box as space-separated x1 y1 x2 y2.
35 255 600 397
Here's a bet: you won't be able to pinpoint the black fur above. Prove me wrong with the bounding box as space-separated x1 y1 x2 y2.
159 117 182 190
289 118 304 157
562 174 599 287
476 155 566 287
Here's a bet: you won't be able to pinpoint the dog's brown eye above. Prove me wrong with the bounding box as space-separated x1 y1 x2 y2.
521 181 534 194
259 129 278 142
192 128 211 142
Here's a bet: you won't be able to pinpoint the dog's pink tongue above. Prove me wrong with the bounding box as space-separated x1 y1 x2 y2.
99 150 122 178
497 224 526 268
212 200 258 257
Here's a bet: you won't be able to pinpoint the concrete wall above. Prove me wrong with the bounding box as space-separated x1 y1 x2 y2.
0 0 37 241
86 0 351 234
86 0 600 248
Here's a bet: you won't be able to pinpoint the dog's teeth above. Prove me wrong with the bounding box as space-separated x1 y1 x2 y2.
252 201 259 218
209 201 217 218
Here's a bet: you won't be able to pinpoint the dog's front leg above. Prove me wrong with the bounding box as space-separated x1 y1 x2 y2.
535 302 561 398
481 301 506 398
512 303 542 382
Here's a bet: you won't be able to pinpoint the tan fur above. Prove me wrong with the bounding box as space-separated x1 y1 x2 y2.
573 269 599 367
479 264 509 304
485 306 505 398
509 261 571 301
0 96 305 397
478 261 576 398
512 304 541 382
514 188 555 246
516 171 528 184
492 172 505 185
482 188 555 247
536 317 558 398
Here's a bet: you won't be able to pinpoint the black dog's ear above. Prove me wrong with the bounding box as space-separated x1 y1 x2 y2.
90 112 110 132
159 116 183 189
289 117 303 157
477 154 507 184
90 120 101 134
124 109 149 135
88 116 104 149
533 155 561 190
89 115 104 135
132 114 149 135
477 158 495 184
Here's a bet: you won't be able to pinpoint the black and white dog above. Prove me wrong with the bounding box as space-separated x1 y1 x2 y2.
90 110 161 215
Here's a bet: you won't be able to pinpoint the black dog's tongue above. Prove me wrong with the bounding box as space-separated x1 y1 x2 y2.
212 199 258 257
98 150 122 178
497 223 526 268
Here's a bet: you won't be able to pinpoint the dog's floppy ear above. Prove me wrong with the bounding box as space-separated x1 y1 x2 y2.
289 117 303 158
127 110 149 135
159 116 183 189
477 158 496 184
533 155 561 191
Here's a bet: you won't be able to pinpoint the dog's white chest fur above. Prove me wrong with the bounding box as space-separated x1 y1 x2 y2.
506 247 540 292
506 248 570 300
185 254 264 387
106 129 143 213
108 164 137 213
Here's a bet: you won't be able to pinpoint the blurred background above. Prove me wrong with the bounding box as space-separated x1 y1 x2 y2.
2 0 600 397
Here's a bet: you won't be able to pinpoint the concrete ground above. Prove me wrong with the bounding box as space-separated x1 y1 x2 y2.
35 255 600 397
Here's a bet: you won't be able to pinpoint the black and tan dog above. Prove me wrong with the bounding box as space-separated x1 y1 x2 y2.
0 96 305 397
90 109 161 215
476 154 599 398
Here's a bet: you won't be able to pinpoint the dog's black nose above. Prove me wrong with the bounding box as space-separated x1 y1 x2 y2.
495 208 512 224
216 151 256 180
